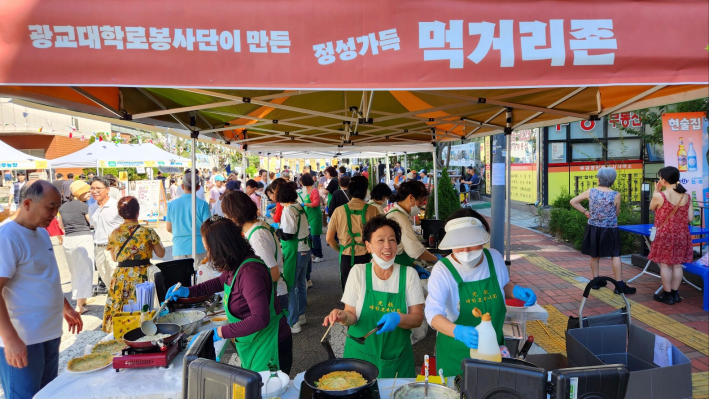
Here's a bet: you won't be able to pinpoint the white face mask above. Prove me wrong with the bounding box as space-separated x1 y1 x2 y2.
456 249 483 267
372 253 395 270
409 204 420 217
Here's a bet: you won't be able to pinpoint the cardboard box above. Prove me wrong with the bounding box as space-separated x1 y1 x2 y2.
525 353 569 371
567 324 692 399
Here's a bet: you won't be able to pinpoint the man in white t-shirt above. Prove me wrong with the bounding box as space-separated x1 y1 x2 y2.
0 180 83 398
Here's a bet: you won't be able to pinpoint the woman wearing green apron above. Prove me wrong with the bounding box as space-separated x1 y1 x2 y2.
298 173 324 290
275 182 311 333
368 182 393 214
385 181 439 278
424 208 537 376
323 216 425 378
165 217 292 373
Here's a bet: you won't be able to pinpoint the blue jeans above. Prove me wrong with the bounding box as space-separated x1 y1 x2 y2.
0 337 60 399
288 250 310 326
310 234 323 258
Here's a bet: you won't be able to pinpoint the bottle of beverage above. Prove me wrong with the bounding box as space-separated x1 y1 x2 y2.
687 138 698 172
469 308 502 363
691 191 701 226
677 137 688 172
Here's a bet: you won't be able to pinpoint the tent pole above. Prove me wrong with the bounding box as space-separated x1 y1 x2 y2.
432 146 439 219
385 153 390 185
266 154 270 185
190 131 198 271
404 152 408 176
504 108 513 274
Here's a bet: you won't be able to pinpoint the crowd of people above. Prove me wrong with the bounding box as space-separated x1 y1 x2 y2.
0 161 697 397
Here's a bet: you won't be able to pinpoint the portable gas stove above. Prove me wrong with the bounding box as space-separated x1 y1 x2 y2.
112 333 186 371
300 380 380 399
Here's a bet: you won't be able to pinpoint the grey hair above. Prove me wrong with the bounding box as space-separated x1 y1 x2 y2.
91 176 111 189
597 167 617 187
20 180 59 203
182 172 195 191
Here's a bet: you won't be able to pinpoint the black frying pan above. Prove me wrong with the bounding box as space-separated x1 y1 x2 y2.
123 323 181 351
304 358 379 397
176 294 212 304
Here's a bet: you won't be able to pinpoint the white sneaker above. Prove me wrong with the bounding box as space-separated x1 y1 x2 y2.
307 280 313 289
299 315 307 325
312 257 324 263
290 322 302 334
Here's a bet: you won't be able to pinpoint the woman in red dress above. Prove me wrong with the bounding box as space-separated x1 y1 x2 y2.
648 166 694 305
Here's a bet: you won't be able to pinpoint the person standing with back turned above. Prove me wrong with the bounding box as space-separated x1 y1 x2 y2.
649 166 694 305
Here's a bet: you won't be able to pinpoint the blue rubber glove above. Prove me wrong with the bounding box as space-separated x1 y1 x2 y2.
212 327 223 343
299 203 305 208
513 285 537 307
165 284 189 302
453 325 479 349
158 304 170 318
413 264 431 279
376 312 401 334
435 254 444 261
266 203 276 211
270 222 279 230
265 211 272 218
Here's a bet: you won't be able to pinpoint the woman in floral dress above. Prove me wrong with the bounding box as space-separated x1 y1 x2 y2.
649 166 694 305
102 196 165 332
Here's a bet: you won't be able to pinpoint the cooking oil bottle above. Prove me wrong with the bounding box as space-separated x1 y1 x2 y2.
469 308 502 363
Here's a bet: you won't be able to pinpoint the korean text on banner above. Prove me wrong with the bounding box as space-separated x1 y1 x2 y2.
662 112 708 228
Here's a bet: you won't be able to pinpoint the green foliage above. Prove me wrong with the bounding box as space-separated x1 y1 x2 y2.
424 168 460 220
409 153 433 173
620 98 708 145
548 186 644 254
82 167 156 181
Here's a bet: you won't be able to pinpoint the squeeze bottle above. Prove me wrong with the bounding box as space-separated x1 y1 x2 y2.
469 307 502 363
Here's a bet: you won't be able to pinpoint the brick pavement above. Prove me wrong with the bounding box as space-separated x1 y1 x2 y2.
501 223 709 383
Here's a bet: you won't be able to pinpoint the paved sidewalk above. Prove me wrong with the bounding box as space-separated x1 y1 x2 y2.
501 222 708 398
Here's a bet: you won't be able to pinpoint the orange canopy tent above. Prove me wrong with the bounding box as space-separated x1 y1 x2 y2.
1 0 707 263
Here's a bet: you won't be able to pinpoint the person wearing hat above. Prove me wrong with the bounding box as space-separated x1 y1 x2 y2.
57 180 95 313
209 174 226 215
425 208 537 376
418 170 430 188
212 180 240 217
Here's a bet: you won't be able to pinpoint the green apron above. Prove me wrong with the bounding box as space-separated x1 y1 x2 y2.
224 257 284 372
435 250 506 376
342 263 415 378
298 189 323 235
338 203 369 268
385 208 417 266
279 204 309 289
246 224 281 289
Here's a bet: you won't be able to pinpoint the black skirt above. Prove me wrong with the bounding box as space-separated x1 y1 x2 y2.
581 225 621 258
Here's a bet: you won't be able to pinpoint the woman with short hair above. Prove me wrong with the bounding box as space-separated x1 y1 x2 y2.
166 217 292 373
323 216 424 378
102 196 165 332
570 167 634 294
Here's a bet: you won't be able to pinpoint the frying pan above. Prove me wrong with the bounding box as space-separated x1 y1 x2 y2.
304 358 379 397
176 294 212 304
123 323 181 351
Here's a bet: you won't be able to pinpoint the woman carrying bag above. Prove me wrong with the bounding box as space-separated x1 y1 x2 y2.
102 196 165 333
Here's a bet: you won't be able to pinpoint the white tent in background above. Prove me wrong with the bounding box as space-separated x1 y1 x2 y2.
0 139 50 170
50 141 191 169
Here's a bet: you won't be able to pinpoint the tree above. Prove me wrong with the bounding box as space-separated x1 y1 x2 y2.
620 98 708 145
424 168 460 221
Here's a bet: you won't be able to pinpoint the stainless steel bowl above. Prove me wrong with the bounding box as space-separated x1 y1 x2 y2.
393 383 459 399
156 310 206 335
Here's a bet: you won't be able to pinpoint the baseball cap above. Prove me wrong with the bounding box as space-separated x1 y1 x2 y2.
438 217 490 249
214 174 225 181
419 169 427 174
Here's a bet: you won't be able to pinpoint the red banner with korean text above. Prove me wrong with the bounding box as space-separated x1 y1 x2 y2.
0 0 707 89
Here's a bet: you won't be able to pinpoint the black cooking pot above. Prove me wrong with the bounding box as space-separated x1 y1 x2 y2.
304 358 379 397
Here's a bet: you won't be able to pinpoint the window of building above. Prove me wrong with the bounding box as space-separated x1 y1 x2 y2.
20 149 46 158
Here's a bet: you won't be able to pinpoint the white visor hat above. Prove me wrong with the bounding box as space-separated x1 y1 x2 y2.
437 217 490 249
